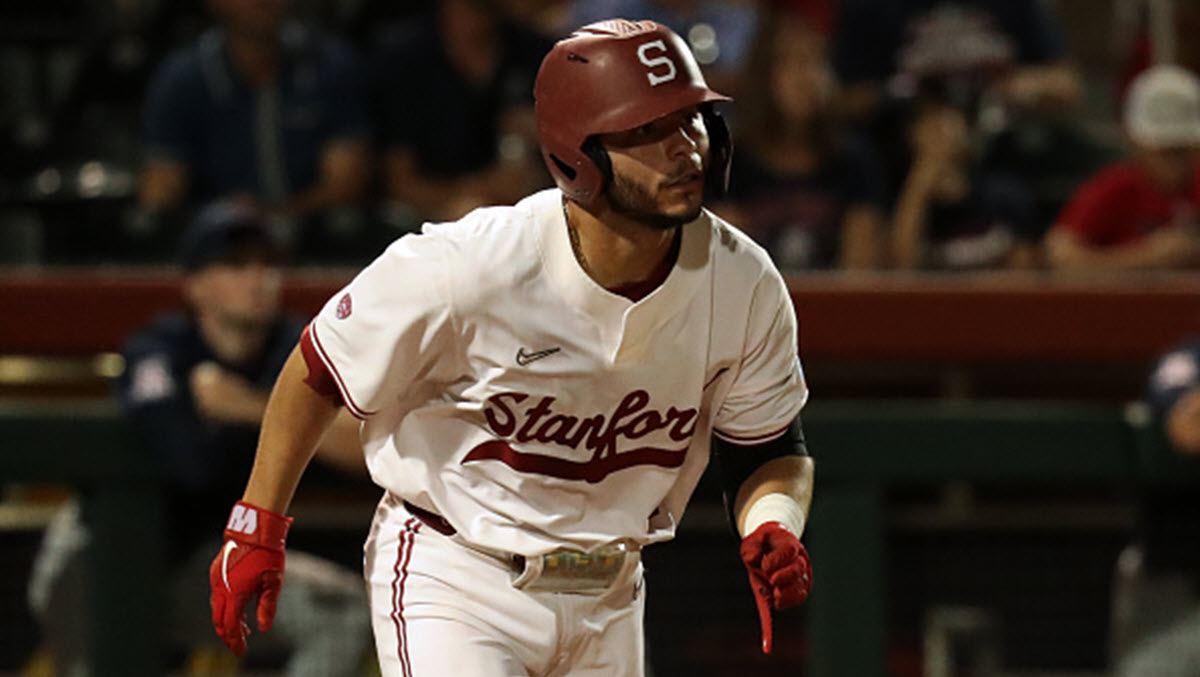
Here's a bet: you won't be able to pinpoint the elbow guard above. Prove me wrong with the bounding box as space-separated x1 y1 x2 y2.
712 414 808 529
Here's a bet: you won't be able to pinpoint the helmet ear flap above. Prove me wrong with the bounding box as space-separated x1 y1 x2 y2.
702 104 733 200
543 141 605 204
582 137 613 190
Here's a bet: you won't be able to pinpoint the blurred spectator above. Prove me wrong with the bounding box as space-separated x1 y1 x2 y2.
26 202 371 676
721 7 887 271
1112 338 1200 675
891 96 1040 270
831 0 1082 124
371 0 552 223
1046 65 1200 271
139 0 370 257
567 0 760 96
1116 0 1200 105
830 0 1094 231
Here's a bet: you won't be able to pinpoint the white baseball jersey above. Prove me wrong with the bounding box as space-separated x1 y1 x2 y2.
310 188 807 557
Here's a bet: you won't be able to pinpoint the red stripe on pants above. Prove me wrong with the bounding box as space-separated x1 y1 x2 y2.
391 519 420 677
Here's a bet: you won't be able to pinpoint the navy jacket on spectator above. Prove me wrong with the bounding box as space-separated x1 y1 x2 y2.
114 311 303 565
142 24 368 203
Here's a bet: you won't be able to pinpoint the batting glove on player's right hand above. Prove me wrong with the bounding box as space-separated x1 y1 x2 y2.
740 522 813 654
209 501 293 656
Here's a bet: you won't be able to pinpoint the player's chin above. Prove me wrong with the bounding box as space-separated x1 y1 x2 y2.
659 190 704 222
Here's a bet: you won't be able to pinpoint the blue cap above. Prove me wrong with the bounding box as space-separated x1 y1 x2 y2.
179 201 281 270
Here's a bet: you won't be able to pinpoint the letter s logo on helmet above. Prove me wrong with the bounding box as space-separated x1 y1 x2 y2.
534 19 733 206
636 40 677 86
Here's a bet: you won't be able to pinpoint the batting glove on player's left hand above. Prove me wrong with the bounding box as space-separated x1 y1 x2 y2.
209 501 293 656
740 521 813 654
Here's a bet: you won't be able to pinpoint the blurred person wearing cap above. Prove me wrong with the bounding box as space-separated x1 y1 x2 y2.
27 201 371 676
1046 65 1200 271
831 0 1081 124
206 19 814 675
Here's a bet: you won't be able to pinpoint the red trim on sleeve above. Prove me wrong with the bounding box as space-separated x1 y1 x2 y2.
299 324 344 407
308 321 377 419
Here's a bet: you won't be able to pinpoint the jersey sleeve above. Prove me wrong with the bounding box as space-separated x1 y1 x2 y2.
713 267 808 444
308 229 460 418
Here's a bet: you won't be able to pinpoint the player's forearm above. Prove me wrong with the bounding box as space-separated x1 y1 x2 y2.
242 346 342 513
733 455 814 537
314 410 368 475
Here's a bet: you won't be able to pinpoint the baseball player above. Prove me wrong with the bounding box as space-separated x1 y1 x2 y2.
210 19 815 676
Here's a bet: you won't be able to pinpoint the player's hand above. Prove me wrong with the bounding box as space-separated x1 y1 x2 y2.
740 521 813 654
209 501 293 656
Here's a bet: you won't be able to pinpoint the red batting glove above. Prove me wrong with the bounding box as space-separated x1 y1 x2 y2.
740 521 813 654
209 501 293 656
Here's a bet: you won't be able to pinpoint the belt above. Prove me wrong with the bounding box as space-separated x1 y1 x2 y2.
400 500 637 592
402 500 457 536
402 500 527 571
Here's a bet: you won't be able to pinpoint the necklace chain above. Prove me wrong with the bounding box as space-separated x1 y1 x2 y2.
563 200 593 277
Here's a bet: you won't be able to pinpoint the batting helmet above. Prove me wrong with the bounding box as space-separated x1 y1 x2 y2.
534 19 733 206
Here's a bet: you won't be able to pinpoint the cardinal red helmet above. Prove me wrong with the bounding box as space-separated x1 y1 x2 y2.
534 19 732 205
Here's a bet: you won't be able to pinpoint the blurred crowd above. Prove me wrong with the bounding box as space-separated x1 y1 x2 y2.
2 0 1200 271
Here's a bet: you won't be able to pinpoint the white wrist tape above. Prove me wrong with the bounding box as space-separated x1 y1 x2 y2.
743 493 806 538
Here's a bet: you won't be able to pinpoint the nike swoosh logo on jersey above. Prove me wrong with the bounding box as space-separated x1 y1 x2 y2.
221 540 237 591
516 347 561 366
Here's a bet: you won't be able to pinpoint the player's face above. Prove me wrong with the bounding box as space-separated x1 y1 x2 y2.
187 259 282 330
599 105 709 230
